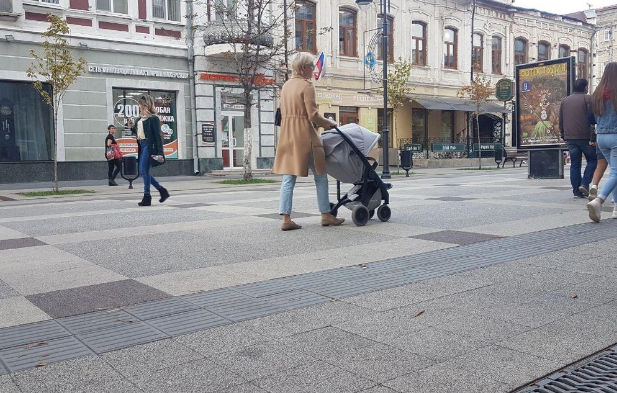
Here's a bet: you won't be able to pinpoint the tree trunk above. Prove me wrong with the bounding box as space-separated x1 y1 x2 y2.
476 113 482 169
243 98 253 181
53 106 59 192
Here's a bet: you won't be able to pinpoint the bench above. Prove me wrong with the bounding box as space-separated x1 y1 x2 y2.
500 147 527 168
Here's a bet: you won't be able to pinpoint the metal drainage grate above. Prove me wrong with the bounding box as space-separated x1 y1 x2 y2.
517 344 617 392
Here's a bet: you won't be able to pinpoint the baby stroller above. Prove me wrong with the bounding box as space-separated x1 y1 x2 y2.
321 123 392 226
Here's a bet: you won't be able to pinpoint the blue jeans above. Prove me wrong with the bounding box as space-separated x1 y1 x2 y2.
567 139 597 195
139 141 161 195
597 134 617 203
279 160 330 215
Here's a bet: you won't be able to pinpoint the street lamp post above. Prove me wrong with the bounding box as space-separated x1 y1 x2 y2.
356 0 391 179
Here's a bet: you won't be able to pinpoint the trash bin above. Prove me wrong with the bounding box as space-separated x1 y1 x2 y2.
121 156 140 189
494 147 503 168
400 150 413 177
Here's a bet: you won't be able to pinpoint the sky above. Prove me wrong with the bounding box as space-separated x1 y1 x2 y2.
512 0 616 14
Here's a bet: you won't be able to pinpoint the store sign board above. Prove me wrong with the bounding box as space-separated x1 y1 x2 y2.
495 78 514 101
404 144 423 152
472 143 502 152
199 73 274 85
201 122 215 146
432 143 465 152
89 65 188 79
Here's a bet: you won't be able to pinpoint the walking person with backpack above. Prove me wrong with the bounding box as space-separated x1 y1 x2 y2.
105 125 121 186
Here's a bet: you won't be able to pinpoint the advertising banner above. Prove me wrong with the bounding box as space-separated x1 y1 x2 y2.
515 58 574 148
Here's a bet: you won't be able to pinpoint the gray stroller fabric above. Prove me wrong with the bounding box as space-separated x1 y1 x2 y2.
321 123 380 184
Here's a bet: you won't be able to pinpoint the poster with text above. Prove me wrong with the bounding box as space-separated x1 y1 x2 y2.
515 57 574 148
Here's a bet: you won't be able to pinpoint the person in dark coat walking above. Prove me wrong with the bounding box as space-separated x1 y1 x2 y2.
128 95 170 206
105 125 121 186
559 78 597 198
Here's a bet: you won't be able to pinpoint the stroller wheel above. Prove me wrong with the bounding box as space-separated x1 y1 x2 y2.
377 205 391 222
329 202 338 217
369 209 375 219
352 205 370 226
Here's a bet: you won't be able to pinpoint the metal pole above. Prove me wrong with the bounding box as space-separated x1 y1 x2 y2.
381 0 391 179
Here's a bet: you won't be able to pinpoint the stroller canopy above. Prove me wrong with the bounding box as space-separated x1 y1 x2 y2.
321 123 380 184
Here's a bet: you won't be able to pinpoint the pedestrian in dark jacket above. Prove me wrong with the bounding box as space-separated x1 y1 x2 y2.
105 125 121 186
128 95 170 207
560 78 597 198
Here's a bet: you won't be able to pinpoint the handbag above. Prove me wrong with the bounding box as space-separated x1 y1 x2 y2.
105 146 115 161
275 107 281 126
113 144 123 160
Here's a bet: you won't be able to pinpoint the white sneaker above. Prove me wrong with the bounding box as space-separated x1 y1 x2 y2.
587 199 602 223
612 205 617 219
589 187 598 201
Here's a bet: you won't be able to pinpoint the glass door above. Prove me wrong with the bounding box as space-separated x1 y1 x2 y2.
221 112 245 169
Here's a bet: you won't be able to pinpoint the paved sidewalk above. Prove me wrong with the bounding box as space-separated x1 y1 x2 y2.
1 167 616 392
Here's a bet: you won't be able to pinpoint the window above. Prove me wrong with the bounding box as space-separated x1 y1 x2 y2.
96 0 128 14
578 48 588 80
295 2 316 54
153 0 180 21
0 81 54 161
491 36 501 74
411 108 427 145
472 33 483 71
339 9 357 57
514 38 527 65
377 109 394 148
412 21 427 66
538 41 551 61
0 0 13 12
377 15 394 63
112 88 178 159
441 111 454 142
558 44 570 58
444 27 457 69
605 28 612 41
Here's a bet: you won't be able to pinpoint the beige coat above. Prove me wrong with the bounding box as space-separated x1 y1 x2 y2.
272 75 333 177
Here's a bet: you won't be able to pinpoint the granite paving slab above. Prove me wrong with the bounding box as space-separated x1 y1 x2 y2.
0 336 94 373
409 230 503 245
26 280 170 319
0 297 50 329
76 322 169 353
0 375 20 392
173 324 273 356
0 238 46 251
0 281 18 301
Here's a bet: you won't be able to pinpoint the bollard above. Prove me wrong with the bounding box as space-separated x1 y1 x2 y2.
121 156 139 189
400 150 413 177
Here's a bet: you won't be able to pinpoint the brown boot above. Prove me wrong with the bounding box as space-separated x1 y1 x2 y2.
281 221 302 231
321 214 345 227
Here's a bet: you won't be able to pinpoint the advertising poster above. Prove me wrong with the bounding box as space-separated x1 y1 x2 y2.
515 57 574 147
112 89 178 158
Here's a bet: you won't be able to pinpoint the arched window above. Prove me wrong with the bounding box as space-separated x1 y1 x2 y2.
444 27 457 69
472 33 483 71
515 37 527 65
492 36 502 74
412 21 427 66
339 9 357 57
578 48 589 79
377 15 394 62
295 2 316 54
538 41 551 61
559 44 570 58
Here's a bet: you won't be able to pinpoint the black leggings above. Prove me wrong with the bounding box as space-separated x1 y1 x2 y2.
108 159 121 181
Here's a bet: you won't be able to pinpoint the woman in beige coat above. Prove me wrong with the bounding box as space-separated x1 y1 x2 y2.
272 53 344 231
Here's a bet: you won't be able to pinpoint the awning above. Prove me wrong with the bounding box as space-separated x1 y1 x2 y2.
412 95 510 114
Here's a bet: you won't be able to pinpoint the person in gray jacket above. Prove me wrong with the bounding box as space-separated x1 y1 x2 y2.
560 78 597 198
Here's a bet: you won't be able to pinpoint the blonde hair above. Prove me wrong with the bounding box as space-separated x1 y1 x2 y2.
138 94 157 116
291 52 315 75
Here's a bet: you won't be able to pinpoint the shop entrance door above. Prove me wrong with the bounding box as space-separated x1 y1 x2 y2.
221 113 245 169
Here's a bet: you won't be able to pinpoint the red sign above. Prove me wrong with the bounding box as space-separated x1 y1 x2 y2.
199 73 274 86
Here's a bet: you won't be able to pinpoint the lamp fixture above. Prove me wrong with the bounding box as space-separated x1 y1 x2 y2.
5 35 14 42
355 0 373 10
79 42 88 48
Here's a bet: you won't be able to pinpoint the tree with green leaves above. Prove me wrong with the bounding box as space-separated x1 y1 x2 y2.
377 57 413 147
201 0 295 180
27 14 86 191
457 69 495 169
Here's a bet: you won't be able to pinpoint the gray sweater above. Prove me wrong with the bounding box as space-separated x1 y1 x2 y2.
559 92 595 142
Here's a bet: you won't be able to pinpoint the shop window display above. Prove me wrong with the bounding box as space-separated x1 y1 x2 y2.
0 81 54 162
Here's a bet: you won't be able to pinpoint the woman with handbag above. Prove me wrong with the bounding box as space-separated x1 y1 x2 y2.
105 125 121 186
128 95 170 206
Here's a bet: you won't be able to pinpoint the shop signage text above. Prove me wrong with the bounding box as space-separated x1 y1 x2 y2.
472 143 502 152
201 122 215 146
432 143 466 153
404 144 423 152
89 65 188 79
495 79 514 101
199 73 274 86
